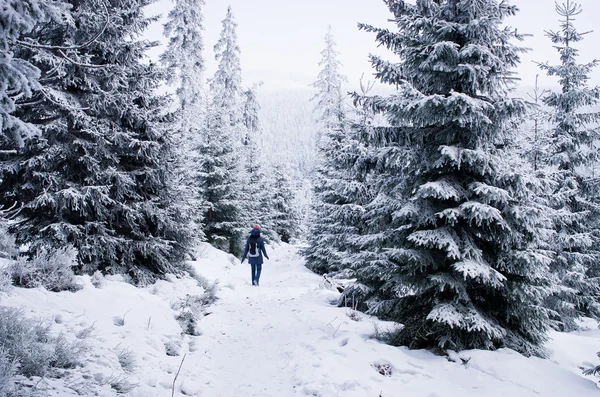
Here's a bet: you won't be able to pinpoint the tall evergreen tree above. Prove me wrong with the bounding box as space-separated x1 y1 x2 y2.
240 85 277 241
199 6 245 255
304 27 350 273
212 6 242 133
161 0 206 119
270 163 301 244
311 26 347 144
161 0 207 239
352 0 551 356
0 0 190 284
304 109 373 275
539 0 600 330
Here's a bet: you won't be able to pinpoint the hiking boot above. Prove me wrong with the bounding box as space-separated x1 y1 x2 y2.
252 280 255 286
255 280 259 287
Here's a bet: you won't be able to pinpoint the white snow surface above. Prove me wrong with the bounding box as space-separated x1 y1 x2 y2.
1 243 599 396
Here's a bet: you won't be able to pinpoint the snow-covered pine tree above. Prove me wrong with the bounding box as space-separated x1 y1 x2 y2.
311 26 347 145
161 0 208 240
307 117 374 276
240 85 277 242
523 76 551 171
270 163 301 244
162 0 206 119
212 6 242 135
352 0 551 356
199 6 245 256
538 0 600 331
0 0 68 149
304 26 350 273
0 0 191 284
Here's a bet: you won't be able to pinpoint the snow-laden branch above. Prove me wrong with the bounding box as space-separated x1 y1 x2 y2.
15 2 110 51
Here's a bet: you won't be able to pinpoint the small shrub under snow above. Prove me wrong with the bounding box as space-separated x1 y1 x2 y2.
372 361 393 377
116 347 137 374
10 246 81 292
0 222 17 260
171 280 218 335
0 307 88 385
90 270 104 288
0 266 11 293
0 347 17 397
98 373 137 394
164 340 182 357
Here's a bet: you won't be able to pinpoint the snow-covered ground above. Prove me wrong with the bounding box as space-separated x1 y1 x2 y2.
1 243 599 396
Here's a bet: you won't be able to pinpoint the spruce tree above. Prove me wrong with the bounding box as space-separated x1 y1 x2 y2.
240 85 276 241
311 26 347 144
270 163 301 244
199 6 245 255
353 0 551 356
305 116 372 275
161 0 207 239
539 0 600 330
0 0 190 283
305 27 349 273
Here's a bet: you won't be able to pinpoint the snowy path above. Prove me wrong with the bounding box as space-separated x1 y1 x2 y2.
186 244 600 397
195 244 318 396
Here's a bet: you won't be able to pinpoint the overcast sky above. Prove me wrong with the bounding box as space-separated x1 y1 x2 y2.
145 0 600 93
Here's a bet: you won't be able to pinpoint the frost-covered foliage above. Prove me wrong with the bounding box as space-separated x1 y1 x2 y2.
311 26 347 144
0 0 192 284
538 0 600 331
0 222 17 261
172 291 215 336
0 0 68 149
305 116 371 275
0 307 87 379
0 268 11 293
350 0 551 356
0 217 16 292
520 76 552 171
115 347 137 374
305 27 359 273
0 347 16 397
583 351 600 381
10 246 80 292
240 86 278 242
161 0 207 240
269 163 301 244
199 6 245 256
161 0 206 117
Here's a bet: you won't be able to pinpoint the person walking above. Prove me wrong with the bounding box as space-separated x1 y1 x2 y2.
241 225 269 286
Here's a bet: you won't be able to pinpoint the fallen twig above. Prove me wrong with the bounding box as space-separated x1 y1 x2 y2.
171 354 187 397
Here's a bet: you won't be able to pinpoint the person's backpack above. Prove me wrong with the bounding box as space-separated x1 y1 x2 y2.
248 238 260 258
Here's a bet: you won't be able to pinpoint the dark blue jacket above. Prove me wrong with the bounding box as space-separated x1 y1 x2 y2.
242 229 268 265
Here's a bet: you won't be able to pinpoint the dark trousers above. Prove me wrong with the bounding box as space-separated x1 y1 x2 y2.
251 263 262 284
